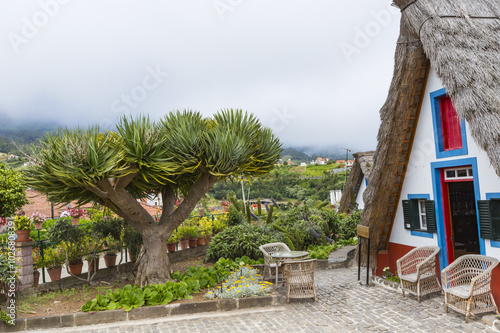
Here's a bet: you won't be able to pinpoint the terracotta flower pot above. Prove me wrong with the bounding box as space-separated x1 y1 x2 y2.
104 254 117 268
88 259 100 272
47 267 62 282
198 208 204 216
197 236 204 246
15 230 31 242
188 238 197 248
166 242 176 253
69 262 83 276
71 217 79 226
34 222 43 230
33 270 40 287
179 239 189 250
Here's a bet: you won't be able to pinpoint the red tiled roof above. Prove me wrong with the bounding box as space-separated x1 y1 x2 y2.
21 190 161 219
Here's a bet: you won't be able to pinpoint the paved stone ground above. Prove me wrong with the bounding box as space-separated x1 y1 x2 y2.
22 266 492 333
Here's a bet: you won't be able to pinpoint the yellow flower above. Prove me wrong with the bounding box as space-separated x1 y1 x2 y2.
237 290 241 293
227 289 231 292
245 284 249 287
208 291 212 294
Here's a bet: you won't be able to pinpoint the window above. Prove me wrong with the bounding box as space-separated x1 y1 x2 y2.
440 96 462 150
430 88 468 159
402 199 436 232
444 167 473 181
477 199 500 241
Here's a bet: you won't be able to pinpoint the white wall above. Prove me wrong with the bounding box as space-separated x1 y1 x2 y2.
389 66 500 258
356 178 367 210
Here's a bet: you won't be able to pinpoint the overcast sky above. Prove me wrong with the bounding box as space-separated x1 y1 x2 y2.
0 0 401 152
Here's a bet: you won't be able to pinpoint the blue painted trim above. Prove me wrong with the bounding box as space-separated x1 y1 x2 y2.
431 157 485 271
365 178 368 186
486 193 500 248
430 88 468 159
411 230 434 238
485 193 500 200
407 194 434 238
408 194 430 200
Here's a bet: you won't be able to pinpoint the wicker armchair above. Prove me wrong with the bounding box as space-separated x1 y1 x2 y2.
442 255 499 323
259 242 291 281
283 259 317 303
397 246 441 302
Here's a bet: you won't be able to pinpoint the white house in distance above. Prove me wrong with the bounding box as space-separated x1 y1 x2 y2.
338 151 374 212
361 0 500 307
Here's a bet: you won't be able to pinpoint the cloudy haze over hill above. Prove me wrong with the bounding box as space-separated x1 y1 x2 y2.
0 1 400 151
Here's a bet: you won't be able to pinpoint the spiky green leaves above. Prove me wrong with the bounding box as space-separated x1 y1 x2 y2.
25 109 282 205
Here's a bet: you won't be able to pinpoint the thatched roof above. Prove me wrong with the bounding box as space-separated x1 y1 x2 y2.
361 0 500 267
338 151 374 212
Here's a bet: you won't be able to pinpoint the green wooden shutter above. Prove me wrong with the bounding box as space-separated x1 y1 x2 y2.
425 200 436 232
410 199 420 231
402 200 411 229
490 199 500 240
477 200 493 239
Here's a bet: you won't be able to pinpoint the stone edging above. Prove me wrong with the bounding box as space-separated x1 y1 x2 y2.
2 294 286 332
371 276 402 294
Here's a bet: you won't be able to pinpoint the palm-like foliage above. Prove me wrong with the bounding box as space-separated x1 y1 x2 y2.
24 109 281 285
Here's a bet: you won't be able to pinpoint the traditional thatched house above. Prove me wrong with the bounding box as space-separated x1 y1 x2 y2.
361 0 500 303
338 151 374 212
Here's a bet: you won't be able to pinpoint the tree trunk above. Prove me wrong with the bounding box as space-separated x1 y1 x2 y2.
135 231 171 287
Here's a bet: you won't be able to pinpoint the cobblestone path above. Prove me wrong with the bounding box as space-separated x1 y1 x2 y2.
26 267 490 333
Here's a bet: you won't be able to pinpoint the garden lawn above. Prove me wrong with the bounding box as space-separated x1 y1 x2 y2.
17 256 211 318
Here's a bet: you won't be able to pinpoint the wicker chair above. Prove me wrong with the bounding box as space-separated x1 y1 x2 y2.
397 246 441 302
442 255 499 323
283 259 317 303
259 242 291 281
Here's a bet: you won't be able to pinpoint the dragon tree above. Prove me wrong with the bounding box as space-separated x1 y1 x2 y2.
24 109 282 286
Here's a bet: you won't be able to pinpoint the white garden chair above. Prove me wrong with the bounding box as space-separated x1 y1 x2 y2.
397 246 441 302
258 242 290 281
442 255 499 323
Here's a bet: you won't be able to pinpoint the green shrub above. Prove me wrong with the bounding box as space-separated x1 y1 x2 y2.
227 206 244 226
205 224 281 262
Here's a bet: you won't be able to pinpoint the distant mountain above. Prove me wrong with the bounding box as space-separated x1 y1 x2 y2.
282 146 356 162
280 148 311 162
0 113 59 144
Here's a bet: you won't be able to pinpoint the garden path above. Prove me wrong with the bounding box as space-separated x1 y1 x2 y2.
20 266 491 332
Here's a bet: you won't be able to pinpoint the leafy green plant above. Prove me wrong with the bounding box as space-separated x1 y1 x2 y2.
382 267 400 283
205 224 281 262
307 244 339 259
0 308 14 326
14 215 31 230
227 206 244 226
42 247 65 269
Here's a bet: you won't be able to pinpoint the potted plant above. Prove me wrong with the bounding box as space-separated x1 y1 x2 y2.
176 225 190 250
167 232 178 253
184 225 200 248
43 247 64 282
64 242 85 276
33 247 43 287
14 215 32 241
64 207 86 226
31 212 46 230
82 237 102 273
103 237 120 268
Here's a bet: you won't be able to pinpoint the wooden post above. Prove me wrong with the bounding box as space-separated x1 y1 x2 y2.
356 225 370 286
